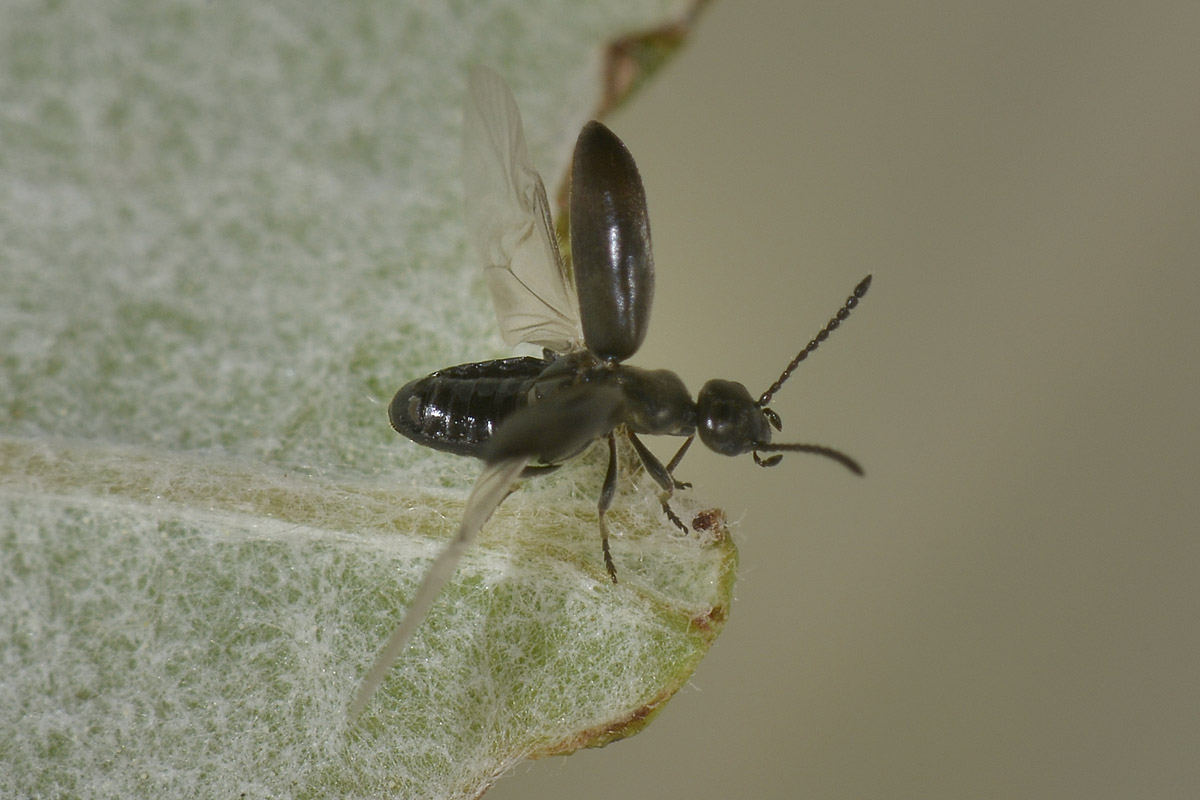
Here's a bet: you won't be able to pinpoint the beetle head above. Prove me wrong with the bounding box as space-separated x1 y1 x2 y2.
696 379 772 456
695 378 863 474
694 275 873 476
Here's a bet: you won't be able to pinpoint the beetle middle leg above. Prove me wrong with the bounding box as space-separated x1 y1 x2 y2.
598 433 620 583
627 432 690 534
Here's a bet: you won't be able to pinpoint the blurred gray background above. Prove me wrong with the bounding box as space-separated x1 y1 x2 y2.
491 1 1200 798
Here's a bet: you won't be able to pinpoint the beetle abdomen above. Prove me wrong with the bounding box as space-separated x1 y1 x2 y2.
389 356 547 457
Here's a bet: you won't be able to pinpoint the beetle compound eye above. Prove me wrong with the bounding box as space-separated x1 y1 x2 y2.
697 379 772 456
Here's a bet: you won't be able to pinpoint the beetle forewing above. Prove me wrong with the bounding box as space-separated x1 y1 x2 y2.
570 120 654 362
463 67 582 353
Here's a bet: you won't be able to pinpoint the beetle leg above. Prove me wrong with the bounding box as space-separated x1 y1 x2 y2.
659 499 688 535
664 435 695 489
627 431 674 492
598 433 620 583
627 432 690 535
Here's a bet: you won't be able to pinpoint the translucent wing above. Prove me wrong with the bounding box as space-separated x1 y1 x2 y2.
463 67 582 353
349 455 530 719
349 387 624 718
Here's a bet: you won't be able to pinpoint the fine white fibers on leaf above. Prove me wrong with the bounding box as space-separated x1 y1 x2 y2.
0 0 717 797
0 434 732 798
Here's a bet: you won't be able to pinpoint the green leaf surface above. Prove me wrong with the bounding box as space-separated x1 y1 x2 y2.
0 1 732 797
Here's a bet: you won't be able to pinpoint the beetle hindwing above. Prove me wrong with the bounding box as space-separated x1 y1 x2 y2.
350 454 531 719
463 67 582 353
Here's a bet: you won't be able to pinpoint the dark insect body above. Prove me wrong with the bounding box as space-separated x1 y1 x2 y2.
352 68 872 717
390 356 546 457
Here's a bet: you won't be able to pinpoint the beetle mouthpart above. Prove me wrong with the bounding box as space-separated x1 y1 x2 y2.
752 442 864 476
753 451 783 468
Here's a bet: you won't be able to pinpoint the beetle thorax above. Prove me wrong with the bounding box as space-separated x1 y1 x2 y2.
604 364 696 437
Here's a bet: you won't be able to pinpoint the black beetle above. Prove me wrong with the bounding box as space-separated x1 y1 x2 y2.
351 68 871 716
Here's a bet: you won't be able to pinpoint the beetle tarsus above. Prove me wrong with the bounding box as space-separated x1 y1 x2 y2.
601 515 619 583
661 499 689 534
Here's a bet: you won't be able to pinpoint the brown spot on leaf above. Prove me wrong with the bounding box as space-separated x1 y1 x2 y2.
692 508 728 538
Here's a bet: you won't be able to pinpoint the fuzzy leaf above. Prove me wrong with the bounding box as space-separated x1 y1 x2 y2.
0 1 731 797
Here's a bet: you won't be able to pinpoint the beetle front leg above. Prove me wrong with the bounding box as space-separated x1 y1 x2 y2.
627 432 690 534
664 435 695 489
